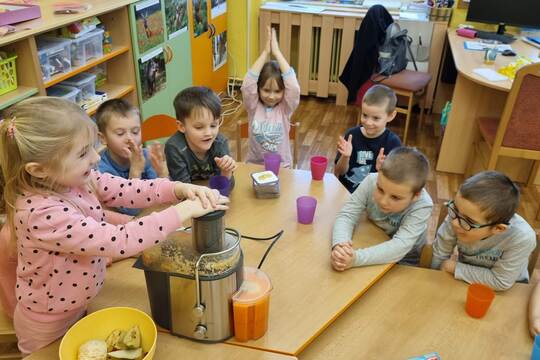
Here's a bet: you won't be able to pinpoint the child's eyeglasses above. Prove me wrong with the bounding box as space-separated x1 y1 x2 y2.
445 200 502 231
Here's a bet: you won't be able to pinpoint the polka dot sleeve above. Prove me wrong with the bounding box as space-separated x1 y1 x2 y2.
25 203 182 258
92 170 178 210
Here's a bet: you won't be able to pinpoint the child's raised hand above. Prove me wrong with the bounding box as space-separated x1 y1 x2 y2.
375 148 385 171
264 26 271 54
270 27 281 56
175 195 229 221
127 139 146 178
337 134 353 157
214 155 237 178
149 143 169 178
331 242 355 271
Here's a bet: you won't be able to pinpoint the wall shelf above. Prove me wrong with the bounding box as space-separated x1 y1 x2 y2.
44 45 130 88
86 83 134 116
0 86 38 111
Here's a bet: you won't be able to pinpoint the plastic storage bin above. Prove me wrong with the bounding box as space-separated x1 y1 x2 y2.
70 28 104 67
37 37 71 81
60 72 96 100
46 84 81 104
0 55 18 96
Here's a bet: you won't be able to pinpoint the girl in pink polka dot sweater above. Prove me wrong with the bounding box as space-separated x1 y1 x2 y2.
0 97 228 354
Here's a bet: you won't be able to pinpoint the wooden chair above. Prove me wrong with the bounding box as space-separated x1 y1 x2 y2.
379 70 432 145
419 203 448 268
141 114 177 143
466 62 540 187
235 121 300 168
0 303 21 359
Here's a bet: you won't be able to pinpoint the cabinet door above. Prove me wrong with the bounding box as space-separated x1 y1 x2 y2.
188 0 228 92
129 0 193 120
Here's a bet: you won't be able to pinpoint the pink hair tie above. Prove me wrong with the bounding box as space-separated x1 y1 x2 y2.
5 117 15 139
0 117 16 139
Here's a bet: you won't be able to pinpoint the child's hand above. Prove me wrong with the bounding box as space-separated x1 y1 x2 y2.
149 143 169 178
530 317 540 337
270 27 281 56
441 259 457 275
337 134 353 158
331 242 355 271
127 139 146 178
175 196 229 220
175 183 222 209
264 26 271 54
214 155 237 178
375 148 385 171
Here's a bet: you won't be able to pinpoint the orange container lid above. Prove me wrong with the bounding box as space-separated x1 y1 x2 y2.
232 267 272 303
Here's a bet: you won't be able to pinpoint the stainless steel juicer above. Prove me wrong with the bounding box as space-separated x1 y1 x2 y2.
135 210 243 342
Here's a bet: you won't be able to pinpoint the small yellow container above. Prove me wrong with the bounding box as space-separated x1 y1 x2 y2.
0 55 17 96
59 306 157 360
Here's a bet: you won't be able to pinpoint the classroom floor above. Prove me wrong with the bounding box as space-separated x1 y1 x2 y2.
221 94 540 241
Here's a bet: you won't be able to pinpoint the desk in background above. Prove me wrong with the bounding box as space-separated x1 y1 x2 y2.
436 30 540 185
300 265 533 359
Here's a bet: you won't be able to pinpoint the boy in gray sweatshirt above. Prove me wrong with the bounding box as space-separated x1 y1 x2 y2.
431 171 536 291
331 147 433 270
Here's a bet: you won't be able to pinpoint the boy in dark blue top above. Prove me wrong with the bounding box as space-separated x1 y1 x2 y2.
334 85 401 193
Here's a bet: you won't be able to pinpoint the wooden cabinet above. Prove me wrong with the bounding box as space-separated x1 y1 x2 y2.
188 0 228 92
0 1 137 115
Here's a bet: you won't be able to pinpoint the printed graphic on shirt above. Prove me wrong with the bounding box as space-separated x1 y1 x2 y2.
459 247 503 268
251 119 284 153
344 165 371 189
356 150 374 165
191 163 214 181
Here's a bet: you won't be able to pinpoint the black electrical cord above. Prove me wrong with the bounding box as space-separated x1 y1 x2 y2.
243 230 284 270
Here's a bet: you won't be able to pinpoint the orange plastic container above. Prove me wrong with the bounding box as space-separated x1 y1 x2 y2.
465 283 495 318
232 267 272 342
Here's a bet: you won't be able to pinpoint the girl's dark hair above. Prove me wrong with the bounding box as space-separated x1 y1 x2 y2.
257 61 284 93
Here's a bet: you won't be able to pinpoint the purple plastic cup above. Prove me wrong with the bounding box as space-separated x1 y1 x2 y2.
209 175 231 196
264 153 281 175
296 196 317 224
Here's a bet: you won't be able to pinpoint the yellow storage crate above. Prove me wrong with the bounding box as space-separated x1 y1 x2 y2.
0 55 18 96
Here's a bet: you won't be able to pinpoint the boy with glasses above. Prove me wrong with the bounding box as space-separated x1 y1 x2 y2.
431 171 536 291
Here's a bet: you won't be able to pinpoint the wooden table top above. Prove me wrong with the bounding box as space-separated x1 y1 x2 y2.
26 163 391 358
300 265 533 360
25 261 297 360
447 30 539 92
222 164 392 355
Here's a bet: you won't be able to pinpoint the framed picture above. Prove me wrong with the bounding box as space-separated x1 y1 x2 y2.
139 47 167 102
134 0 165 54
165 0 188 39
211 0 226 19
212 30 227 70
192 0 208 37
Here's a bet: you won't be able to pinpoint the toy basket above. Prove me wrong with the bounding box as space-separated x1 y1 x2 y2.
0 55 17 96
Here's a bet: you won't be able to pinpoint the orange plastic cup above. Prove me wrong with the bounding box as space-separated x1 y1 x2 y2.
465 283 495 318
232 267 272 342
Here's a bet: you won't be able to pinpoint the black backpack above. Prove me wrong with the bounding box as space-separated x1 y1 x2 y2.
376 23 417 78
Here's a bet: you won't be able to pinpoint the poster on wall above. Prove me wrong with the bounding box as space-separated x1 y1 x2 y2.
212 30 227 70
139 47 167 102
165 0 188 39
211 0 226 19
134 0 165 54
192 0 208 37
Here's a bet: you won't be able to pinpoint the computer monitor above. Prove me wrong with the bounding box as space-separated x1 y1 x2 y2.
467 0 540 35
